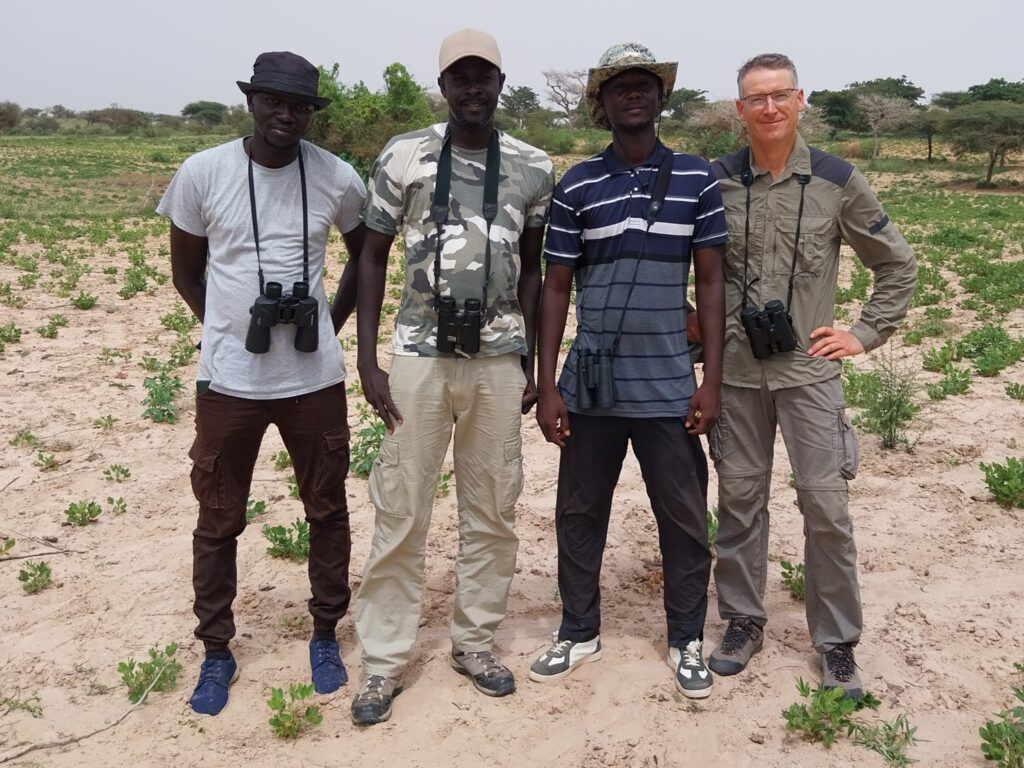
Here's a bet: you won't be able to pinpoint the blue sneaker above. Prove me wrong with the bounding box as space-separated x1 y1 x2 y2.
309 638 348 694
189 654 238 716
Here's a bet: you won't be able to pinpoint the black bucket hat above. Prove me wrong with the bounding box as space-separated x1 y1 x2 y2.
237 51 331 110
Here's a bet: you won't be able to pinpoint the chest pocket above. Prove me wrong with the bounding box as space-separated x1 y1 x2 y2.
771 214 836 278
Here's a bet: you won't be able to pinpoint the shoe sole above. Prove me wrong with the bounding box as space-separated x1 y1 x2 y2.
527 649 602 683
665 657 713 699
449 660 516 697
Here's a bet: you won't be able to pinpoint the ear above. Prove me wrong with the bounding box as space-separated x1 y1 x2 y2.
246 94 254 112
437 74 447 98
497 71 506 95
735 98 746 123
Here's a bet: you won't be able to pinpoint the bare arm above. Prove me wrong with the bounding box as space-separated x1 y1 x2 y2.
330 223 367 333
355 228 400 430
687 244 725 434
536 263 574 447
517 225 544 413
169 223 208 323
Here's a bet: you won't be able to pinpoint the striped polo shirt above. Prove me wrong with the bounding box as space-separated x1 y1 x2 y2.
544 143 727 417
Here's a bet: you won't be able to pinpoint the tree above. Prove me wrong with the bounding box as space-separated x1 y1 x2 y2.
685 100 744 160
910 108 945 161
49 104 75 119
543 69 586 125
808 89 862 134
846 75 924 104
966 78 1024 103
0 101 22 134
942 101 1024 186
931 90 971 109
381 63 435 126
856 94 915 159
500 85 541 128
665 87 708 120
182 100 228 127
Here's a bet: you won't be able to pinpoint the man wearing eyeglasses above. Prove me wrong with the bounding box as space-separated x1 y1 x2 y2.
705 53 916 698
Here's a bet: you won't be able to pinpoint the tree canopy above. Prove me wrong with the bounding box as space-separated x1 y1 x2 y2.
942 100 1024 185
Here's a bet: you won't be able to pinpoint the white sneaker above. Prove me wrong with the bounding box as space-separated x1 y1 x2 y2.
528 633 602 682
667 639 713 699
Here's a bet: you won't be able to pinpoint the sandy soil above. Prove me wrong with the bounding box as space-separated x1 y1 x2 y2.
1 211 1023 768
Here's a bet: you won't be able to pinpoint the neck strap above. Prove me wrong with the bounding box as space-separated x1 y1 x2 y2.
247 142 308 294
430 128 501 311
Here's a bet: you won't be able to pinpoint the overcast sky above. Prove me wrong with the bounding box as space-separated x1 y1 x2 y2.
3 0 1021 115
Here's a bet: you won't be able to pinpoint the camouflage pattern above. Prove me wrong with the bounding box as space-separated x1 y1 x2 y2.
362 124 554 358
586 42 677 130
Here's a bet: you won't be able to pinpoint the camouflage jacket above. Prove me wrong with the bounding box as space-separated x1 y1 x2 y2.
362 123 554 357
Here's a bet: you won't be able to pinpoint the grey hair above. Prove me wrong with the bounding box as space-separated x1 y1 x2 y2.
737 53 798 94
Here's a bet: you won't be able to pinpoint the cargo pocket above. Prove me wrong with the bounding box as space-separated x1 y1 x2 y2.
189 441 223 509
368 436 405 517
837 409 859 480
707 408 731 465
315 427 351 494
497 434 525 513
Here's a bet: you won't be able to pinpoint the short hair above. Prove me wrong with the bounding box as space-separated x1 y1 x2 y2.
737 53 798 94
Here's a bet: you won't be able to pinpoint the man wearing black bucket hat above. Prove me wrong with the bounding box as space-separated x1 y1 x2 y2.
157 51 366 716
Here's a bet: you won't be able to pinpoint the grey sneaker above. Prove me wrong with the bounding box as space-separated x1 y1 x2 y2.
450 649 515 697
667 639 713 699
822 643 863 700
708 617 764 676
351 674 402 726
528 634 602 682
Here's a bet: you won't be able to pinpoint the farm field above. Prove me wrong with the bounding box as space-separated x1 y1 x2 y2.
1 134 1023 767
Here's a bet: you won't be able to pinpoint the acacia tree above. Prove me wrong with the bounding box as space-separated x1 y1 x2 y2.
0 101 22 133
543 70 586 125
942 101 1024 186
857 94 915 159
500 85 541 128
182 100 228 127
665 87 708 120
910 108 945 161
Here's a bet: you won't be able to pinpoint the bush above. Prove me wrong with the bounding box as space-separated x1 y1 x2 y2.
981 457 1024 509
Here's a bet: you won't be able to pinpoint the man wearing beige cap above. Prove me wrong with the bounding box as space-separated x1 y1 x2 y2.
350 28 554 725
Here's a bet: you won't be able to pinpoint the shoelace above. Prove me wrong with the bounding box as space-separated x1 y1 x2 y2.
826 644 857 681
720 618 758 654
359 675 387 700
681 641 703 668
310 640 339 666
462 651 505 678
546 633 575 658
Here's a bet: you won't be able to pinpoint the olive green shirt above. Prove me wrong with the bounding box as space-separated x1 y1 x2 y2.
712 136 917 390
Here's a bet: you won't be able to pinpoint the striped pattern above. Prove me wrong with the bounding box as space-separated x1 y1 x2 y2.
544 144 727 417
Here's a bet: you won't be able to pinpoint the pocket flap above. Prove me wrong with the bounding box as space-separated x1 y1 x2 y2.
323 427 351 453
188 442 219 473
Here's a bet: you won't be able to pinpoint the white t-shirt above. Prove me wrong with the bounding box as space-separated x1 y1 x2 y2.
157 139 365 399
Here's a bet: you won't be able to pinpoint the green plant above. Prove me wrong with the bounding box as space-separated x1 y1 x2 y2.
0 322 21 344
160 301 197 333
1 536 14 556
245 498 268 522
35 451 58 471
436 471 453 498
852 349 919 450
707 506 719 546
853 714 919 767
262 519 310 561
167 336 196 367
117 643 182 703
782 678 860 747
9 429 37 448
142 369 183 423
65 500 102 526
93 415 118 430
104 464 131 482
37 322 58 339
959 325 1024 377
350 406 385 478
18 561 52 594
780 559 806 600
926 364 972 400
979 668 1024 768
107 496 127 515
267 682 323 739
981 457 1024 509
287 473 299 499
1008 383 1024 402
0 692 43 717
139 354 162 371
923 339 960 372
71 291 98 309
271 450 293 470
98 347 132 364
842 361 880 408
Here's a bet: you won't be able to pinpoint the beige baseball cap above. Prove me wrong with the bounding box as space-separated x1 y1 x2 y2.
438 28 502 74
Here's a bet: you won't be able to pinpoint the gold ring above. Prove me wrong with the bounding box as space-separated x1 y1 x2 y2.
693 409 702 421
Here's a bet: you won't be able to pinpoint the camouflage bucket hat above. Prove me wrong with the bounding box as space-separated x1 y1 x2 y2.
586 43 677 130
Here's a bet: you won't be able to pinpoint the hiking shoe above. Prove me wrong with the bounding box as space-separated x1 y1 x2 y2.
450 650 515 697
189 654 239 716
528 633 602 683
351 674 402 726
822 643 864 700
309 638 348 694
667 639 713 699
708 617 764 676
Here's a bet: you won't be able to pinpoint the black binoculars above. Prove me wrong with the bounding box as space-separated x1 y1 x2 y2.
576 348 615 410
245 281 319 354
740 299 798 360
436 296 482 354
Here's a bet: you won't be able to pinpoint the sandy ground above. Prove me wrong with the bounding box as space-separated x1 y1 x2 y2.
1 214 1023 768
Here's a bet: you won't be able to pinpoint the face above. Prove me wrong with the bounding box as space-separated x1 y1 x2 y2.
736 67 804 148
600 69 662 134
248 92 316 150
438 56 505 130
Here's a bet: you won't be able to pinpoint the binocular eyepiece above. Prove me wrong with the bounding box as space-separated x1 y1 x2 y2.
245 281 319 354
740 299 798 360
576 348 615 410
436 296 482 355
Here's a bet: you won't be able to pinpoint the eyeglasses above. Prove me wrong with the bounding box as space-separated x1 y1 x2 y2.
739 88 798 109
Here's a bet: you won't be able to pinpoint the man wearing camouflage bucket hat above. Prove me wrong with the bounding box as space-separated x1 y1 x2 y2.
350 28 555 725
530 43 727 699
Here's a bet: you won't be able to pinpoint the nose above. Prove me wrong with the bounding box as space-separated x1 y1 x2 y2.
762 96 780 115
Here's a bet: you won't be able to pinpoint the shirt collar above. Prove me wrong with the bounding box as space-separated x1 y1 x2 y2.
601 140 668 175
748 133 811 183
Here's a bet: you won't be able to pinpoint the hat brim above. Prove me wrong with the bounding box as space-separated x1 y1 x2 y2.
585 62 677 130
237 81 331 110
